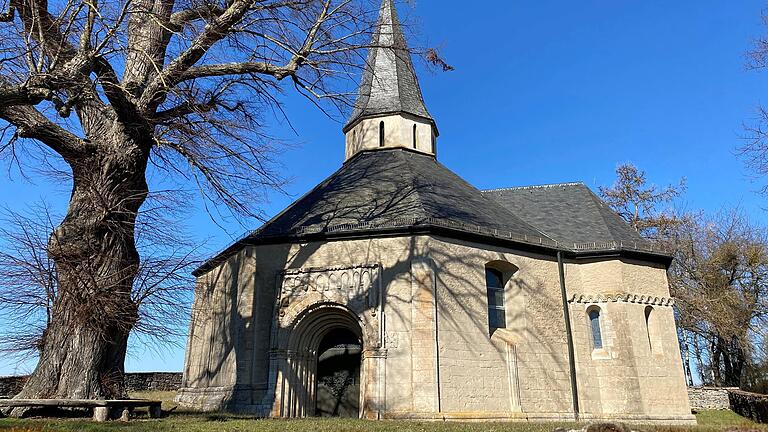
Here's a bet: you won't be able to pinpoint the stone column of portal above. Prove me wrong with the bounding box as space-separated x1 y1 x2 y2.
306 351 317 417
268 349 290 417
410 259 439 413
361 348 388 419
298 351 313 417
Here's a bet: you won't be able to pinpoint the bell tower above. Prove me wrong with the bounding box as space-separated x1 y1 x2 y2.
343 0 438 160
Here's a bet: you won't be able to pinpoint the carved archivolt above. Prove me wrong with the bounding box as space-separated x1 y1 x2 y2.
277 264 381 328
568 293 675 306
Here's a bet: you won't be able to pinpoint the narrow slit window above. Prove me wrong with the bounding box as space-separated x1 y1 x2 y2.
486 268 506 328
588 307 603 349
645 306 654 352
379 121 385 147
413 124 417 149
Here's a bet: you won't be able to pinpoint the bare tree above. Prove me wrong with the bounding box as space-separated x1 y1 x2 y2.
669 210 768 387
0 197 199 389
0 0 421 400
598 163 686 240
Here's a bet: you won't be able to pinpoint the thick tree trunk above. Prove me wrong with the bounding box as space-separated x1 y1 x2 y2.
10 134 150 410
722 337 745 387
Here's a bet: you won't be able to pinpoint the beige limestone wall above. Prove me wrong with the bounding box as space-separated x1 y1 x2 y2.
178 247 260 410
180 236 428 415
426 236 573 417
567 259 692 421
179 233 693 423
345 114 435 159
565 258 670 299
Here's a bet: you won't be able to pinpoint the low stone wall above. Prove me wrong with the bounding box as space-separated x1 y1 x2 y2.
688 386 738 410
730 389 768 424
0 376 26 398
0 372 182 397
124 372 182 392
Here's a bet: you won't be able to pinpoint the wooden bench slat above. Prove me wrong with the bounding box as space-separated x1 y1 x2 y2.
0 399 160 408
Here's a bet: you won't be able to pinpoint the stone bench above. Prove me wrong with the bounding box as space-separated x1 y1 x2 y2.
0 398 162 421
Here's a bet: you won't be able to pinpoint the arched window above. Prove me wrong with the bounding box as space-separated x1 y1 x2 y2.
644 305 662 354
588 306 603 349
412 124 417 149
379 121 385 147
645 306 653 351
485 268 506 328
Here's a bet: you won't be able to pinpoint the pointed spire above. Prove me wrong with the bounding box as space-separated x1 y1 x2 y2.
343 0 435 132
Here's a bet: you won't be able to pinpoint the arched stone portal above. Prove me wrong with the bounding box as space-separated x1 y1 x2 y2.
265 264 386 419
269 302 378 418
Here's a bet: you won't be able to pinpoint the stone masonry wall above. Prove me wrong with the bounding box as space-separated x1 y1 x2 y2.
0 376 26 398
124 372 182 392
688 387 737 410
0 373 182 397
729 389 768 423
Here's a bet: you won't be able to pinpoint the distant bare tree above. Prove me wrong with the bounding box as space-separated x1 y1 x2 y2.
743 13 768 193
669 210 768 388
0 197 199 383
0 202 57 358
599 163 686 240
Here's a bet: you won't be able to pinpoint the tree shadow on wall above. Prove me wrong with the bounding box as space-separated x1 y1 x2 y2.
184 148 572 415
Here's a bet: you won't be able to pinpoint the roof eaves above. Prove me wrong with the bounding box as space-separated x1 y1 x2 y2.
192 213 673 277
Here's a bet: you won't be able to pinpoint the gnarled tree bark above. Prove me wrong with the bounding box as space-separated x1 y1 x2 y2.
11 129 150 404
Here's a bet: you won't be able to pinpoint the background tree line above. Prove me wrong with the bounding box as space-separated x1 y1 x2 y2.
600 163 768 393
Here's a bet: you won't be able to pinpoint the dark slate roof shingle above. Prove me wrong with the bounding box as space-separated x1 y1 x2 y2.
343 0 434 132
481 183 651 250
252 148 550 242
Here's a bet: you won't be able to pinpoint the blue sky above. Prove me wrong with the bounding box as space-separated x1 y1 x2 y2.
1 0 767 375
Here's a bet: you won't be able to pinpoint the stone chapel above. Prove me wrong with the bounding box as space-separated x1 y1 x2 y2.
178 0 695 423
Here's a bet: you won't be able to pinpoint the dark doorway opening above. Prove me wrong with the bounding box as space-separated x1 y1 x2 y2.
315 328 362 417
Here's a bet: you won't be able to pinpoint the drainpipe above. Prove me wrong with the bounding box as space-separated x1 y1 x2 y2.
431 259 442 414
558 251 580 421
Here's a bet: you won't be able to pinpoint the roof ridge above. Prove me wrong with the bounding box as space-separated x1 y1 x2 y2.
482 182 585 193
428 159 557 244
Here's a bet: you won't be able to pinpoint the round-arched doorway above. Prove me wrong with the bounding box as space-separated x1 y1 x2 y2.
276 303 366 418
315 328 362 417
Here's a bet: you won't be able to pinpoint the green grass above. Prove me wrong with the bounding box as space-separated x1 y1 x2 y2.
0 392 764 432
0 411 765 432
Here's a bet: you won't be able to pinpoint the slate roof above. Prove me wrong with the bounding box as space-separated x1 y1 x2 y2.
193 150 669 276
481 183 652 250
253 148 550 242
343 0 435 132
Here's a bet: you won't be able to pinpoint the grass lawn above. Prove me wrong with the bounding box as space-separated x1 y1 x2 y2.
0 392 765 432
